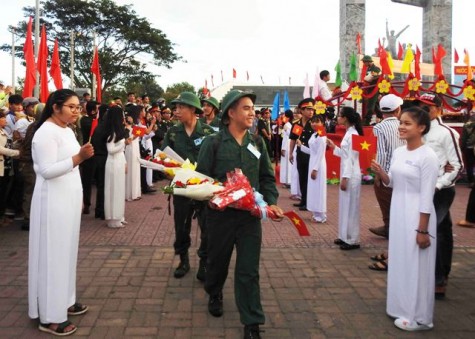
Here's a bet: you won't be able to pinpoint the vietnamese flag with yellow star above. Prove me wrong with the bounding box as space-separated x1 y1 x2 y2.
315 125 326 137
132 125 147 137
283 211 310 236
352 134 377 173
291 124 303 137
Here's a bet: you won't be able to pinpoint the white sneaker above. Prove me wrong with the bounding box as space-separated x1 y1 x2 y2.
394 318 433 331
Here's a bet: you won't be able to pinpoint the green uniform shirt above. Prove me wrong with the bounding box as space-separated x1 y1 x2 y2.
199 116 220 131
196 127 278 205
161 120 215 163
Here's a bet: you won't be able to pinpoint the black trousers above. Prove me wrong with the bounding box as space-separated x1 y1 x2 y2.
80 157 96 207
172 196 207 260
433 187 456 286
94 155 107 217
463 148 475 183
296 150 310 205
465 186 475 223
205 207 265 326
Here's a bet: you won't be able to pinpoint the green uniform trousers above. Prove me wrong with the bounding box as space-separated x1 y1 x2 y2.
205 207 265 326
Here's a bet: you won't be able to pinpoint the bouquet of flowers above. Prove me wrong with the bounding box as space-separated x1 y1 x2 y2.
162 168 224 201
209 169 278 220
139 146 184 173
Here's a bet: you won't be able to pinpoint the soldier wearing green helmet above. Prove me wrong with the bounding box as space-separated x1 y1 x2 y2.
199 96 220 131
161 91 215 281
196 89 284 339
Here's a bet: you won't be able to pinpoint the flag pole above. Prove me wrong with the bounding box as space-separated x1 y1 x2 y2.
10 27 15 92
92 31 96 100
70 30 75 90
34 0 40 98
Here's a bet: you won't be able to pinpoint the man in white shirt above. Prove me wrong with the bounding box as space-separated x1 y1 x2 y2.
416 93 463 299
318 70 332 102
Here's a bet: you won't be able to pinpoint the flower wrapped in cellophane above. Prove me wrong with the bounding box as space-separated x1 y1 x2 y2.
209 168 278 220
139 146 184 173
162 168 224 201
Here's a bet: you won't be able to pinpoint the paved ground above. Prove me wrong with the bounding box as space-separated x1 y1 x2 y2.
1 182 474 338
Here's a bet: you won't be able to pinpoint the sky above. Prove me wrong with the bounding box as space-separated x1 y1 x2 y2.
0 0 472 93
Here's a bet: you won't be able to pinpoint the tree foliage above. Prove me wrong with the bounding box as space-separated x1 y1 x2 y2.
162 82 195 103
1 0 180 94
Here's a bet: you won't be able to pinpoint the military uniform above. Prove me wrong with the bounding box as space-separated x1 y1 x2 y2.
196 125 278 326
199 115 220 131
289 114 314 208
162 119 214 270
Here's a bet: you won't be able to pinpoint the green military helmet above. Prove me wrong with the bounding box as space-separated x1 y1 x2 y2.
362 55 373 62
171 91 203 114
221 90 256 118
201 96 219 110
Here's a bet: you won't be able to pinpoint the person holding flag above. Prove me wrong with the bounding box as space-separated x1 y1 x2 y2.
298 115 327 223
289 98 316 211
326 107 363 250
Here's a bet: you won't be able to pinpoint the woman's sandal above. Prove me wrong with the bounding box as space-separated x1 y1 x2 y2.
39 320 77 336
370 252 388 262
368 260 388 271
67 302 89 316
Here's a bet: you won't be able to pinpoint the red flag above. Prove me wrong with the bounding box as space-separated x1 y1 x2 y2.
283 211 310 236
379 48 392 77
415 45 421 79
352 134 377 173
291 124 303 136
22 17 36 98
132 125 147 137
89 118 98 140
315 125 326 137
90 47 102 102
360 63 368 82
464 49 472 81
233 68 237 79
454 48 459 63
434 44 446 77
49 39 63 90
37 25 49 103
356 32 362 55
397 42 404 60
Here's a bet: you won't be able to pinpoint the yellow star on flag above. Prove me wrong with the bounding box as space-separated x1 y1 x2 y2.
360 140 371 150
136 130 142 135
292 217 301 226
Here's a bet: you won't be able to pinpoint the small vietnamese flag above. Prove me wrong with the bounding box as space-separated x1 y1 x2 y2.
352 134 377 173
233 68 237 79
283 211 310 236
454 48 459 63
397 42 404 60
315 125 326 137
132 125 147 137
291 124 303 136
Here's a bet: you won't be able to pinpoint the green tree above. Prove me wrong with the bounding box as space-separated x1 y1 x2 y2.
105 74 165 104
2 0 180 93
163 82 195 103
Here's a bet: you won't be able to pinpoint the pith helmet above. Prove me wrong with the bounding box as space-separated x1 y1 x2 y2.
171 91 203 114
221 90 256 117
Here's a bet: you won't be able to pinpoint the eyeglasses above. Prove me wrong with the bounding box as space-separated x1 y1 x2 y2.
63 104 83 112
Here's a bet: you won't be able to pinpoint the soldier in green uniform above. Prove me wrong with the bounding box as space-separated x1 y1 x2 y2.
196 90 284 339
161 92 215 280
199 97 220 132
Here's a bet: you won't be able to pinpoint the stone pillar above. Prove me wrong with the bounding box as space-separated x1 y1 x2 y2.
422 0 452 82
339 0 366 82
392 0 453 82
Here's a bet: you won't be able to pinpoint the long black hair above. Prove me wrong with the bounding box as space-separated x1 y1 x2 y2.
35 89 79 130
340 106 364 136
104 106 127 143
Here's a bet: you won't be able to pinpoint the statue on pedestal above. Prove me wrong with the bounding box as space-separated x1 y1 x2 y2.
386 19 409 58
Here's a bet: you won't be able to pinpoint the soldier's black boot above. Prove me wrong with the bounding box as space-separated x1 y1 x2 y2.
174 252 190 278
196 259 206 282
243 324 262 339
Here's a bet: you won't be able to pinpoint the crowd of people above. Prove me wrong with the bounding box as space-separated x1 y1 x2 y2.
0 78 473 337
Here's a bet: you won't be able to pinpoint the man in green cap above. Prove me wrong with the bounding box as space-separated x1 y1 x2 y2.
196 89 284 339
200 97 220 131
362 55 381 125
161 91 215 280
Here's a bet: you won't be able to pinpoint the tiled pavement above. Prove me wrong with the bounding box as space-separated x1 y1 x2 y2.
1 183 474 338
